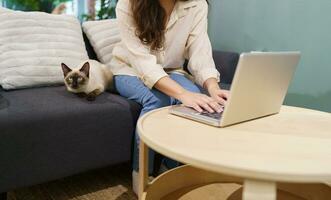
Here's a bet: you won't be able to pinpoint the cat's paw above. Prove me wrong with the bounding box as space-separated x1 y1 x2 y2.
76 93 87 98
86 95 96 101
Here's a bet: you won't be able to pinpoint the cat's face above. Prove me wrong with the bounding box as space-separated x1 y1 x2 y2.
61 62 90 92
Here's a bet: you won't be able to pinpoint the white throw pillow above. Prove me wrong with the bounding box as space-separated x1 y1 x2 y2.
0 6 10 13
0 8 88 90
82 19 120 65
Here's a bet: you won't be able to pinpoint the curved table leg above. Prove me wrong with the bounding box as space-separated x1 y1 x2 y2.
243 179 276 200
278 183 331 200
139 141 149 200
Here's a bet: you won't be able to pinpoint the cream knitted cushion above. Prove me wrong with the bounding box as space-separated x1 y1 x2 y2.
82 19 120 65
0 8 88 90
0 6 10 12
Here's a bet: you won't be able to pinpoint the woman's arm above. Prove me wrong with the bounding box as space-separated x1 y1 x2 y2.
185 1 228 105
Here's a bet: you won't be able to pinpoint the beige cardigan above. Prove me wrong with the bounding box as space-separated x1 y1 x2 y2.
110 0 220 89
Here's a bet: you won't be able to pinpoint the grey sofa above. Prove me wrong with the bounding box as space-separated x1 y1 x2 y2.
0 35 239 199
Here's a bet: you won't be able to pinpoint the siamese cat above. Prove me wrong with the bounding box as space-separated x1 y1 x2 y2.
61 60 113 101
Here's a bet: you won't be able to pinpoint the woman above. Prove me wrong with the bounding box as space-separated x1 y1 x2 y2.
110 0 229 193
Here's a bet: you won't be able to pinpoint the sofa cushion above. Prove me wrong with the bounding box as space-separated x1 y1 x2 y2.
0 86 141 192
82 19 120 65
0 9 88 90
213 51 240 84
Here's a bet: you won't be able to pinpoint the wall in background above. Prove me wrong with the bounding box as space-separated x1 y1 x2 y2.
1 0 117 21
1 0 76 14
208 0 331 112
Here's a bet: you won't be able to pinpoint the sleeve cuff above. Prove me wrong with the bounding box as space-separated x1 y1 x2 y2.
195 68 220 87
141 69 168 89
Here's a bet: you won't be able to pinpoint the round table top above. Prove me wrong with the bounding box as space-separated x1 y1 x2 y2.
137 106 331 183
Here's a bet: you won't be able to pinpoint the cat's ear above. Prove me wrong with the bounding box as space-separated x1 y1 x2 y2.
80 62 90 78
61 63 72 77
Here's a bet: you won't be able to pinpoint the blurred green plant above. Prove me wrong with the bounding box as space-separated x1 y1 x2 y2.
4 0 70 13
83 0 117 21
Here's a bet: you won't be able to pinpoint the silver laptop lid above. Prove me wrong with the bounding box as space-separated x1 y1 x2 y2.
220 52 301 127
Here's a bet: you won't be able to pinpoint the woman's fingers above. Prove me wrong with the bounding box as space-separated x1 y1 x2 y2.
190 103 203 113
200 102 214 113
220 90 230 100
195 98 212 113
204 97 222 112
182 92 227 113
201 95 223 113
211 91 227 105
216 96 227 105
210 100 223 113
217 90 230 100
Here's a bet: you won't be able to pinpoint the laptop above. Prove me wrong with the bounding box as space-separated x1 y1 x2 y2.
169 52 301 127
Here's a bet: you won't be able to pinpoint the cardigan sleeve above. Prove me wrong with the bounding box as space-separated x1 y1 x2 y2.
185 1 220 87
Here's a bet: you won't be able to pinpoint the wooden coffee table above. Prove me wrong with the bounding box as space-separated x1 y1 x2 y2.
137 106 331 200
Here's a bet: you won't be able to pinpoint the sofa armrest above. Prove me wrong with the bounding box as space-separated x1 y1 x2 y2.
213 50 240 84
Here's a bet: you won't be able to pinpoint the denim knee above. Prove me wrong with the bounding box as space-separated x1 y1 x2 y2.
169 73 202 94
143 94 170 112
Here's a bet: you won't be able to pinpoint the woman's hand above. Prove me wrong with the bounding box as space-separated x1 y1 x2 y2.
208 86 229 106
155 76 222 113
154 76 223 113
176 91 223 113
204 78 229 106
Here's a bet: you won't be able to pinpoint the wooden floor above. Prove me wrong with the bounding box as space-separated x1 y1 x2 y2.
6 163 242 200
8 163 137 200
6 163 304 200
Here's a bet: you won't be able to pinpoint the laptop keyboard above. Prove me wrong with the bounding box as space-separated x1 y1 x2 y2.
198 111 223 120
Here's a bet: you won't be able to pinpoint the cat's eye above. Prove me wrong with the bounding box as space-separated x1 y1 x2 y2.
78 77 83 81
69 77 73 81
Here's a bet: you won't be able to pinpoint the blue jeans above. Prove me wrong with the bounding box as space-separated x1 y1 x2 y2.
114 73 201 174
